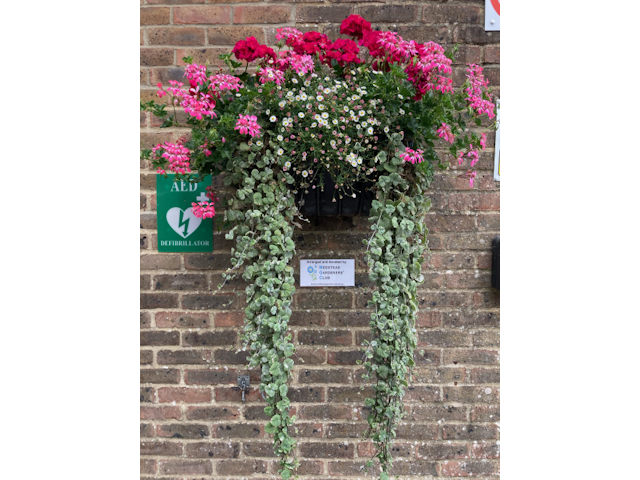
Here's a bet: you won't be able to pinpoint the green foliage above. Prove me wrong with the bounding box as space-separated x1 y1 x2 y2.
223 153 298 479
362 146 433 478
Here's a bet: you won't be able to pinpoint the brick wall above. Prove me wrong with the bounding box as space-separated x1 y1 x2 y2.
140 1 500 478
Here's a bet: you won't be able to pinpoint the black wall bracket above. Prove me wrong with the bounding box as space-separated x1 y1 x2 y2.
491 236 500 290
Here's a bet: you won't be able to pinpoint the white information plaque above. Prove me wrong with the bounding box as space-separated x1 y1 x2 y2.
300 259 355 287
485 0 500 31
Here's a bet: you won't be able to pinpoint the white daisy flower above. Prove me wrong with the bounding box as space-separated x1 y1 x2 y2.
286 91 294 97
367 127 374 135
304 80 311 87
345 137 351 144
292 78 298 84
256 141 263 147
277 148 284 155
357 157 363 164
359 110 365 117
399 108 405 115
284 161 291 168
295 95 300 101
324 88 331 94
270 115 277 122
306 103 312 110
321 112 329 119
301 170 308 178
324 76 330 81
318 105 325 111
279 100 286 108
317 95 324 102
352 95 359 101
384 126 389 133
361 122 367 129
312 122 317 128
351 160 358 167
356 124 361 130
277 135 284 141
266 109 270 114
352 193 357 198
398 94 404 99
332 119 338 125
330 139 336 146
298 112 305 118
344 106 349 113
236 93 241 97
300 93 307 101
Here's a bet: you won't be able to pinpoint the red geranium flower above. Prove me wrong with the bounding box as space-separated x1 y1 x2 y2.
292 31 331 55
340 15 372 40
232 36 275 62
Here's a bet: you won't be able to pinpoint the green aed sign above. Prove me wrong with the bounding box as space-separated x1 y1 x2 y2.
156 174 213 252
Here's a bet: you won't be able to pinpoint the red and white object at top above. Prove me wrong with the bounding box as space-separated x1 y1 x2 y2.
485 0 500 31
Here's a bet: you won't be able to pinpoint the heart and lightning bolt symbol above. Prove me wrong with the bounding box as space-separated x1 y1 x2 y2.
178 210 191 237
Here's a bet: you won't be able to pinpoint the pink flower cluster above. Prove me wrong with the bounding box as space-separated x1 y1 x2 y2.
275 27 303 44
400 147 425 164
234 114 261 137
191 201 215 219
405 42 453 99
275 51 315 75
209 74 243 95
437 123 455 144
158 80 217 120
152 140 192 175
465 64 495 119
258 66 285 85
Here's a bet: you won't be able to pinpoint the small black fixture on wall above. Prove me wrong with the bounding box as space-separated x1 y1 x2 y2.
491 236 500 290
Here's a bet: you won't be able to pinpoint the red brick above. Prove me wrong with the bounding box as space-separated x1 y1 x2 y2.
442 424 498 440
140 330 179 346
185 368 236 385
234 6 291 24
158 387 211 403
217 459 268 475
299 405 353 421
403 386 441 403
410 405 467 422
327 386 374 403
423 5 482 24
424 214 476 232
297 368 352 384
443 386 499 403
485 45 500 63
186 406 240 421
140 368 180 384
157 424 210 439
471 405 500 422
158 459 212 475
140 7 170 25
140 254 180 270
298 329 352 346
157 349 213 365
186 441 239 458
214 423 264 439
416 311 442 328
174 6 231 24
448 193 500 211
182 330 237 346
390 459 438 476
140 48 174 66
215 386 263 402
472 442 500 459
299 442 354 458
327 310 369 327
297 291 352 309
141 459 156 475
410 367 465 384
140 440 183 456
396 25 452 44
140 406 181 420
214 311 245 327
477 213 500 231
440 459 496 476
296 5 351 23
207 26 266 45
359 5 418 23
444 349 499 366
148 27 205 46
454 25 500 45
155 311 210 328
471 368 500 384
290 310 326 327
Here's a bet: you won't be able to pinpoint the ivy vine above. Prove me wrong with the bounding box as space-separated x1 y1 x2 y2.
361 136 433 479
223 145 299 479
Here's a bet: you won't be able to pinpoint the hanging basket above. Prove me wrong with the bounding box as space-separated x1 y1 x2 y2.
295 172 375 216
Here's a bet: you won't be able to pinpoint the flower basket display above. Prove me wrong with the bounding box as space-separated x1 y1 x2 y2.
141 14 496 480
296 172 375 216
